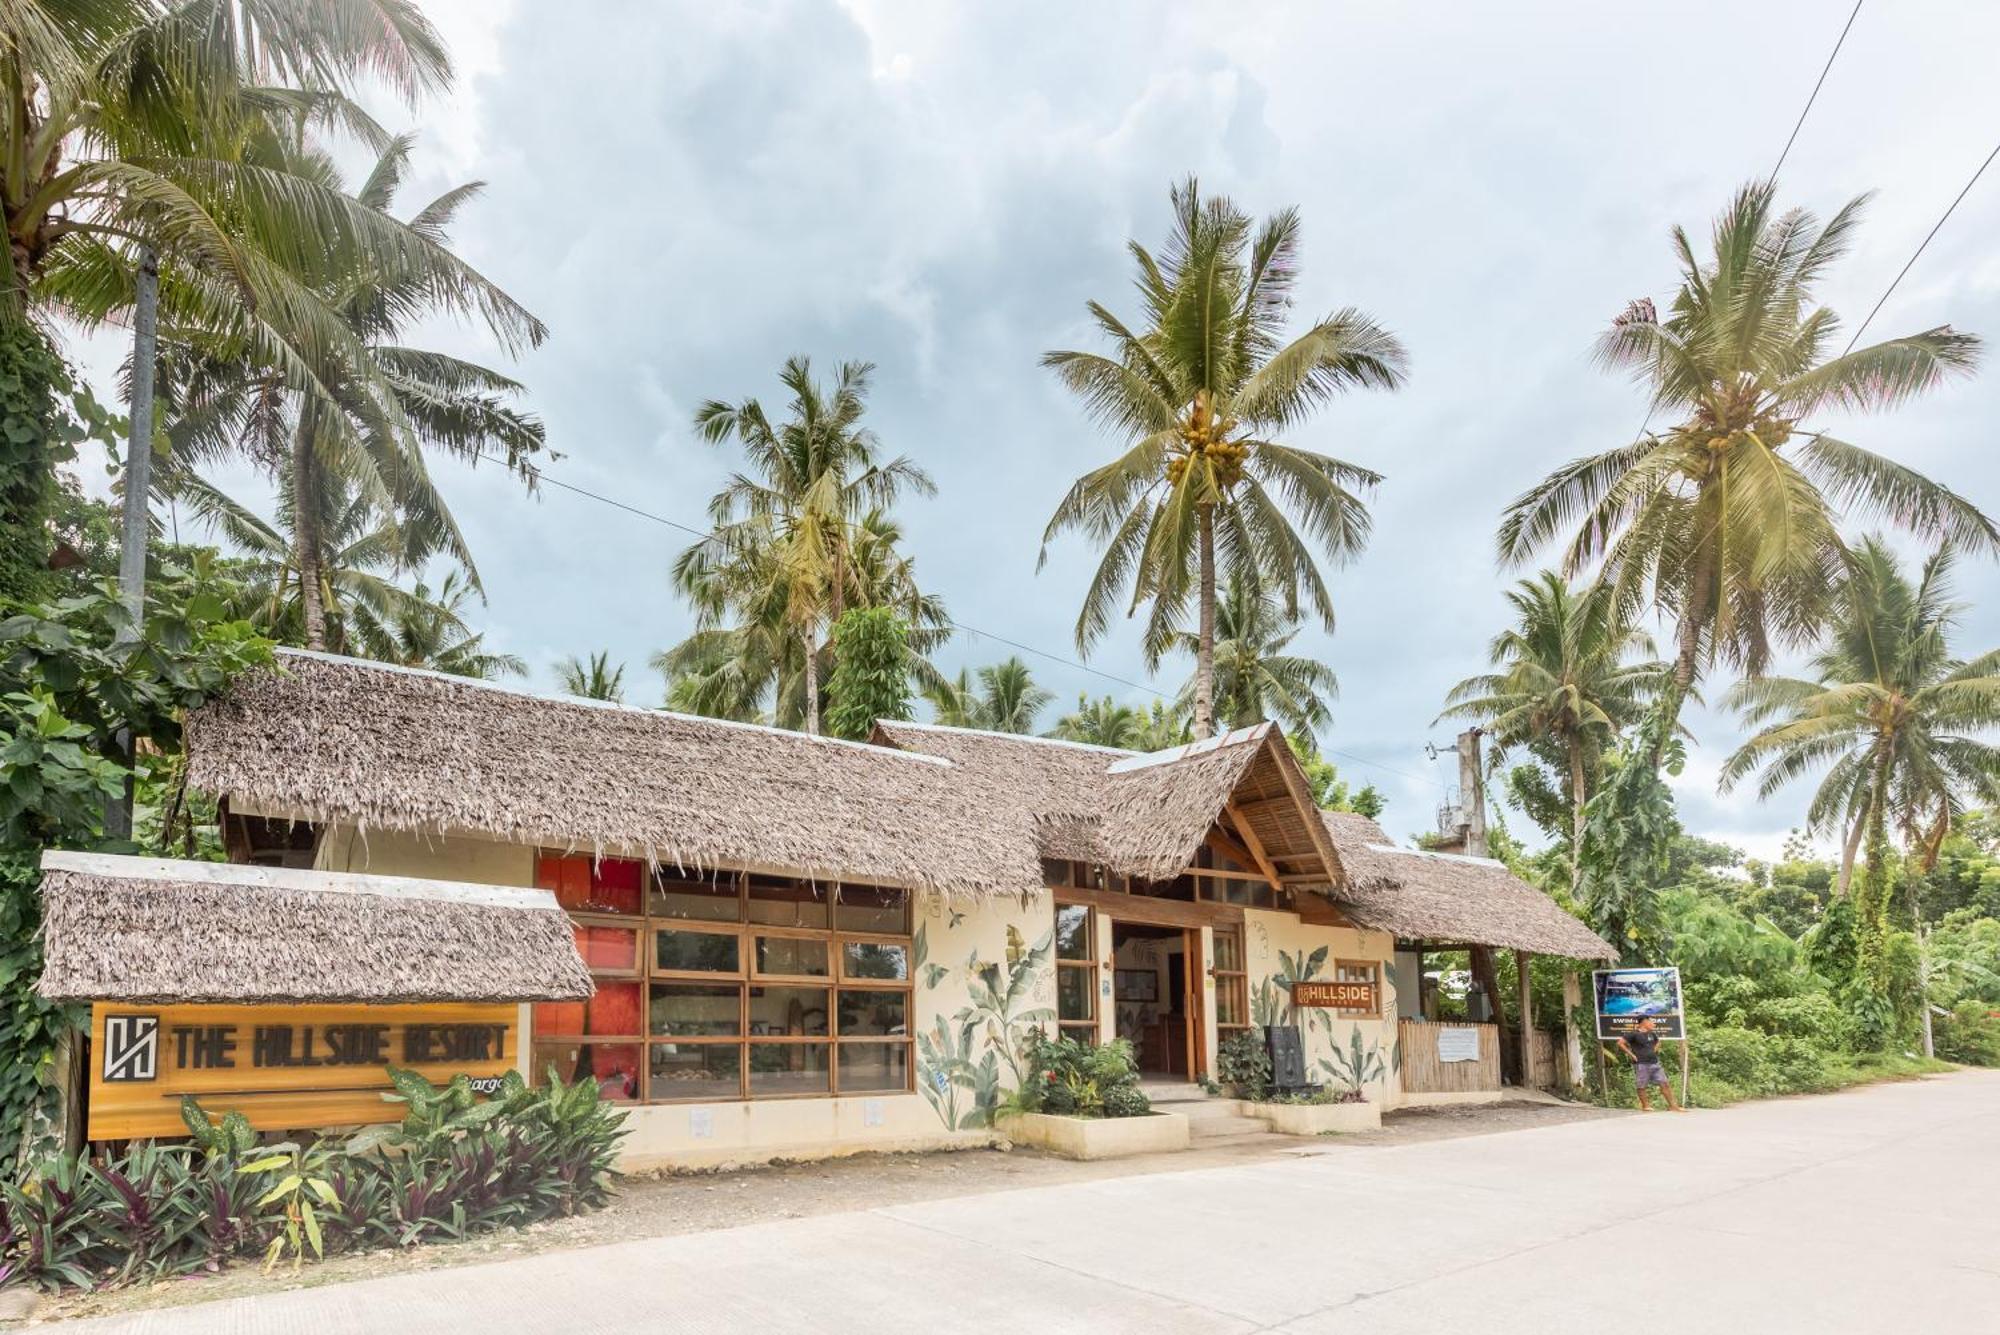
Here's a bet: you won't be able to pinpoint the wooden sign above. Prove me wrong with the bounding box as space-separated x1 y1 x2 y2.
1289 979 1379 1012
88 1002 518 1141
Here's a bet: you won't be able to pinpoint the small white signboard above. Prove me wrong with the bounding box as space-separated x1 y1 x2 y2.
1436 1026 1482 1063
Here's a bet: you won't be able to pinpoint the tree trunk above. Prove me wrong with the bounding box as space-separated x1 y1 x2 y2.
1659 533 1715 763
291 420 329 651
105 248 160 844
1836 810 1865 897
1568 736 1588 886
802 628 821 736
1471 945 1518 1086
1193 504 1217 741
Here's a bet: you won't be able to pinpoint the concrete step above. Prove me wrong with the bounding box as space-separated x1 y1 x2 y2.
1139 1081 1210 1102
1188 1114 1274 1141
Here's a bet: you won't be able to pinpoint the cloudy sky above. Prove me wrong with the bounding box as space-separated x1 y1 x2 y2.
69 0 2000 858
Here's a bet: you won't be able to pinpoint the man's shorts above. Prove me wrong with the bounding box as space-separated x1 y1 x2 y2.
1634 1060 1670 1088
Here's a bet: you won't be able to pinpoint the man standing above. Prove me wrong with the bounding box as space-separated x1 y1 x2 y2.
1618 1016 1683 1111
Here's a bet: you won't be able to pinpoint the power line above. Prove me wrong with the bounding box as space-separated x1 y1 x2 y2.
1843 136 2000 353
1771 0 1864 181
478 451 1443 790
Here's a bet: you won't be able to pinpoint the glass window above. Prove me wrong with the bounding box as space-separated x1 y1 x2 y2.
755 936 830 978
649 983 740 1037
747 985 830 1036
1057 967 1094 1023
648 1042 740 1096
1039 858 1071 888
838 1042 909 1092
841 941 908 981
656 928 741 974
837 990 907 1036
835 885 909 934
533 1041 641 1101
748 1043 829 1096
650 874 740 922
572 922 639 973
1055 905 1092 961
746 875 831 928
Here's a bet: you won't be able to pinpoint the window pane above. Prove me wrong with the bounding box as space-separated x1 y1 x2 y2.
1055 905 1092 961
573 923 639 972
841 941 908 981
835 885 908 933
747 985 829 1036
649 1042 740 1095
650 983 741 1036
1057 966 1094 1022
838 1042 909 1092
588 858 644 915
1217 983 1245 1027
579 981 643 1036
1039 858 1071 888
755 936 830 977
746 875 831 928
656 929 740 974
532 1041 640 1101
837 990 907 1036
748 1042 829 1096
650 874 740 922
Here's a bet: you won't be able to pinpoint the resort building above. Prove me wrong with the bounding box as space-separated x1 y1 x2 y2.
40 649 1614 1169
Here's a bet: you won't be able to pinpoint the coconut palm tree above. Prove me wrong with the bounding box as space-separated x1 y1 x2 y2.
557 652 626 702
675 358 934 734
1499 182 1995 735
924 658 1053 735
1049 695 1142 748
1720 538 2000 896
350 569 522 680
1168 573 1338 735
149 133 544 651
1041 177 1407 740
1439 572 1671 863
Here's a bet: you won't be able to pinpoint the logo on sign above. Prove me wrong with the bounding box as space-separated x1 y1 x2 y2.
103 1015 160 1083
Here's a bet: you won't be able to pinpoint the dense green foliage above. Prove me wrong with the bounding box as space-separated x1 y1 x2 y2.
824 608 914 740
0 1068 626 1293
1216 1029 1273 1100
1011 1033 1152 1119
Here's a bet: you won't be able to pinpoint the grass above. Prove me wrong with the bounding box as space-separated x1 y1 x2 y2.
1597 1051 1958 1110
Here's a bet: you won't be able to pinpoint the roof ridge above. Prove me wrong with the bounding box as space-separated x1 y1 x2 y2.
879 718 1136 756
1103 721 1272 773
273 648 951 767
41 849 561 911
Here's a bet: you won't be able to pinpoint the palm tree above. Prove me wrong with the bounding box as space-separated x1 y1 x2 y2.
675 357 933 734
1041 177 1407 740
924 658 1053 735
1720 538 2000 898
1499 182 1995 736
350 569 522 681
557 652 626 702
1439 572 1670 863
1050 695 1142 748
1169 573 1338 735
152 133 545 651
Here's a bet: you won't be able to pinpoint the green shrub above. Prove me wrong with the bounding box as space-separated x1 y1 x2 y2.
1216 1029 1271 1100
1691 1026 1775 1095
1013 1034 1151 1119
1935 1001 2000 1066
1763 1036 1832 1093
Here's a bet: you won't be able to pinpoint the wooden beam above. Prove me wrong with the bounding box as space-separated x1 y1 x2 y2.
1053 885 1242 930
1223 801 1285 895
1516 948 1535 1090
1203 826 1261 873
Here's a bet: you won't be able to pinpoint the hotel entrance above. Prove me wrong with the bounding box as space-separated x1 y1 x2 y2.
1110 921 1204 1078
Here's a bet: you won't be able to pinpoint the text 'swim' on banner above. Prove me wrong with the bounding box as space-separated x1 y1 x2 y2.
88 1002 518 1140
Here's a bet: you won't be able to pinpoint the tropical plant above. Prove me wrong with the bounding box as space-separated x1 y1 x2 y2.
1049 695 1142 748
676 358 934 735
348 570 523 680
1170 573 1339 734
1287 735 1385 818
1012 1033 1151 1119
1576 710 1684 962
1440 572 1670 864
1499 182 1995 734
1041 177 1407 739
240 1142 338 1271
1216 1028 1272 1100
556 651 626 702
926 657 1053 734
824 607 913 740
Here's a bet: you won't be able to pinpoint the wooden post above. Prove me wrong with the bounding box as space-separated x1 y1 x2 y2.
1595 1037 1610 1106
1515 949 1534 1088
1561 971 1585 1088
1680 1031 1691 1108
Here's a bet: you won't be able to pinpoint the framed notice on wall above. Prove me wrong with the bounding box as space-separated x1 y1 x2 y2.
87 1001 519 1141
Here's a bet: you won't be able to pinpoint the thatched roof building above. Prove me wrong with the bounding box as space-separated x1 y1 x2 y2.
37 851 594 1004
187 651 1039 899
1319 813 1617 960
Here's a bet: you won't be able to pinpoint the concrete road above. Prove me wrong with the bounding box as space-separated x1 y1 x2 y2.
64 1071 2000 1334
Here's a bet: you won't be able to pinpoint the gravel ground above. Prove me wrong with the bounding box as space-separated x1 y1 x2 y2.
21 1099 1621 1326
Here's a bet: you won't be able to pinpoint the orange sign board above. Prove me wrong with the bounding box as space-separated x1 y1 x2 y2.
1289 980 1379 1012
88 1002 518 1141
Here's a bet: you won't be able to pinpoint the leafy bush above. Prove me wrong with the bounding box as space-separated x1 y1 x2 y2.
1012 1033 1151 1119
1935 1001 2000 1066
0 1068 626 1294
1216 1029 1271 1100
1691 1026 1775 1095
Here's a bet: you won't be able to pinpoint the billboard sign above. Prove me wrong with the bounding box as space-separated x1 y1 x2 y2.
1591 966 1684 1040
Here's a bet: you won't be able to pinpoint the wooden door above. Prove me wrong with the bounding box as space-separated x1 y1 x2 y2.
1182 927 1207 1079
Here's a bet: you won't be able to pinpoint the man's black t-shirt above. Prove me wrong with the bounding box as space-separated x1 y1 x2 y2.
1626 1029 1662 1063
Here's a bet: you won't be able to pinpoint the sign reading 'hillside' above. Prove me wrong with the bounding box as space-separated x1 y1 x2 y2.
88 1002 518 1141
1288 979 1379 1012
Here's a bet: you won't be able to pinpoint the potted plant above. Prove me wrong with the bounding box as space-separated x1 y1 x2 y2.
994 1035 1190 1159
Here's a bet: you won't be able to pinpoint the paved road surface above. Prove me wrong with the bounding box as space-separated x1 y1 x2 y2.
64 1071 2000 1333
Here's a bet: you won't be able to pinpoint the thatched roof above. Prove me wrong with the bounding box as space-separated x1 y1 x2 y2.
187 651 1039 899
36 851 594 1004
872 722 1342 885
1318 813 1617 960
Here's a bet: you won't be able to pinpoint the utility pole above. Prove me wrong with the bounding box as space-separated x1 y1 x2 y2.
104 246 159 843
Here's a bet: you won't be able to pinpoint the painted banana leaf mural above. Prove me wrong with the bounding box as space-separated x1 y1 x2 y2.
1320 1027 1387 1095
914 920 1054 1129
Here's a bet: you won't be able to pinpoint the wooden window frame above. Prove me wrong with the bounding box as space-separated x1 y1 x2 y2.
1332 957 1384 1020
1052 899 1098 1043
1212 924 1250 1034
536 854 914 1104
